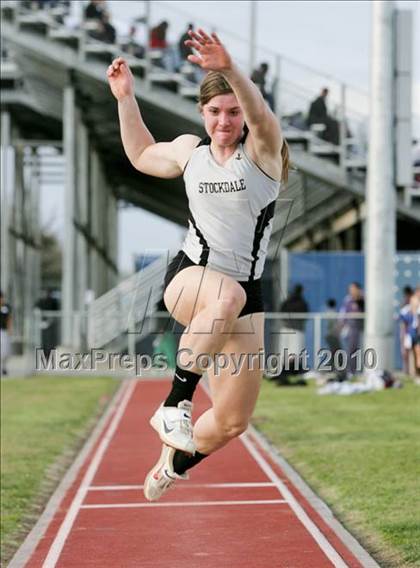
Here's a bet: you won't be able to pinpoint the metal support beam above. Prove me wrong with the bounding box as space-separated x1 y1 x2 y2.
365 1 396 370
75 115 89 316
1 111 12 293
61 84 77 346
249 1 257 76
107 190 119 288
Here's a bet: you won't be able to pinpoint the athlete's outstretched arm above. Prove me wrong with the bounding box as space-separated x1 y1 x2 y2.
107 57 191 178
185 30 283 156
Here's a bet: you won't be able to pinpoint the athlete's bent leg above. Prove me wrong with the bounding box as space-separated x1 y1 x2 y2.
172 313 265 474
150 265 246 453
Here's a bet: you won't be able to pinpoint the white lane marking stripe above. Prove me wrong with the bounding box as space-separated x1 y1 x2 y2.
81 499 287 509
240 433 348 568
199 380 348 568
42 380 137 568
88 482 276 491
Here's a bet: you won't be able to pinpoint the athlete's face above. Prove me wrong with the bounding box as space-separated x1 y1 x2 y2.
201 94 245 147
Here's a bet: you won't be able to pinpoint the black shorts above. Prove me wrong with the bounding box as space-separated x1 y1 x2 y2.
163 250 264 318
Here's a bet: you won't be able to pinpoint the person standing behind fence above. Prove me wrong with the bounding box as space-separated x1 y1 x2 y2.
413 286 420 381
399 285 414 376
279 284 308 365
324 298 347 381
400 286 420 381
0 291 12 376
339 282 364 377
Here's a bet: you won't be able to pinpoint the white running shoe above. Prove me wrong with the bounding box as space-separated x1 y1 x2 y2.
150 400 195 454
143 444 188 502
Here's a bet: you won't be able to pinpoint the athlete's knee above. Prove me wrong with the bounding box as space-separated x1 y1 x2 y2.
215 285 246 320
215 415 249 440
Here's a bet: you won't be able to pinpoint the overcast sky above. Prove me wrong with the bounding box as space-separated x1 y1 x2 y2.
42 0 420 274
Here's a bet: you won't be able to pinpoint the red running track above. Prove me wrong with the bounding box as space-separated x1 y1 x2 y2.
22 379 366 568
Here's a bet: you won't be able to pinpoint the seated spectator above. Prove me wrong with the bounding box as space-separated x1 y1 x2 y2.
178 23 193 62
84 0 106 41
176 23 203 83
251 62 274 111
148 20 181 73
85 0 105 21
307 88 340 145
100 11 116 44
150 20 169 49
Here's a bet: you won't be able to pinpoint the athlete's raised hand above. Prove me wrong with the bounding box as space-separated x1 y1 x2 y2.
107 57 134 100
185 29 232 71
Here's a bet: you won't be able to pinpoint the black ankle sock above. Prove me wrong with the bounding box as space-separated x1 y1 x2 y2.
173 449 208 475
163 366 202 407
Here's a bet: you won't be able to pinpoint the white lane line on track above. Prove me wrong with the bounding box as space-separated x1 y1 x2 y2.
81 499 287 509
88 482 277 491
240 433 349 568
42 379 137 568
199 381 349 568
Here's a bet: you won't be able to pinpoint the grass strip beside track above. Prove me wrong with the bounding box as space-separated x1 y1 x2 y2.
0 375 119 566
254 379 420 568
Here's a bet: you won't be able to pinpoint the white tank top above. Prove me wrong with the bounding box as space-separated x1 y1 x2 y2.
182 136 280 281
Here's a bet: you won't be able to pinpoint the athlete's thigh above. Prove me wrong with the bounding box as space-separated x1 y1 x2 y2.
163 265 245 327
207 312 265 421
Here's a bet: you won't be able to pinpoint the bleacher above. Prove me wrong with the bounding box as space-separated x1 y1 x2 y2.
1 0 419 250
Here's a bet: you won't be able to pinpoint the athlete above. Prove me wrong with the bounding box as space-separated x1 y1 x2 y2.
107 28 289 501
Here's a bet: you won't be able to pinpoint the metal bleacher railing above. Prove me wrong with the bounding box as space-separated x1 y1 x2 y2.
0 0 373 171
3 1 419 182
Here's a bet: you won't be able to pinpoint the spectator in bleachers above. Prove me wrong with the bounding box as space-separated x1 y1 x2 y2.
307 87 340 145
122 25 145 59
149 20 168 49
149 20 180 72
84 0 105 21
178 23 194 62
339 282 364 377
100 11 116 44
308 87 328 125
84 0 107 41
177 23 203 83
251 62 274 111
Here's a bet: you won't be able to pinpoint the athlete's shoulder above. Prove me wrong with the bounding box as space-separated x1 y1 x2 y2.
173 134 201 151
172 134 201 170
